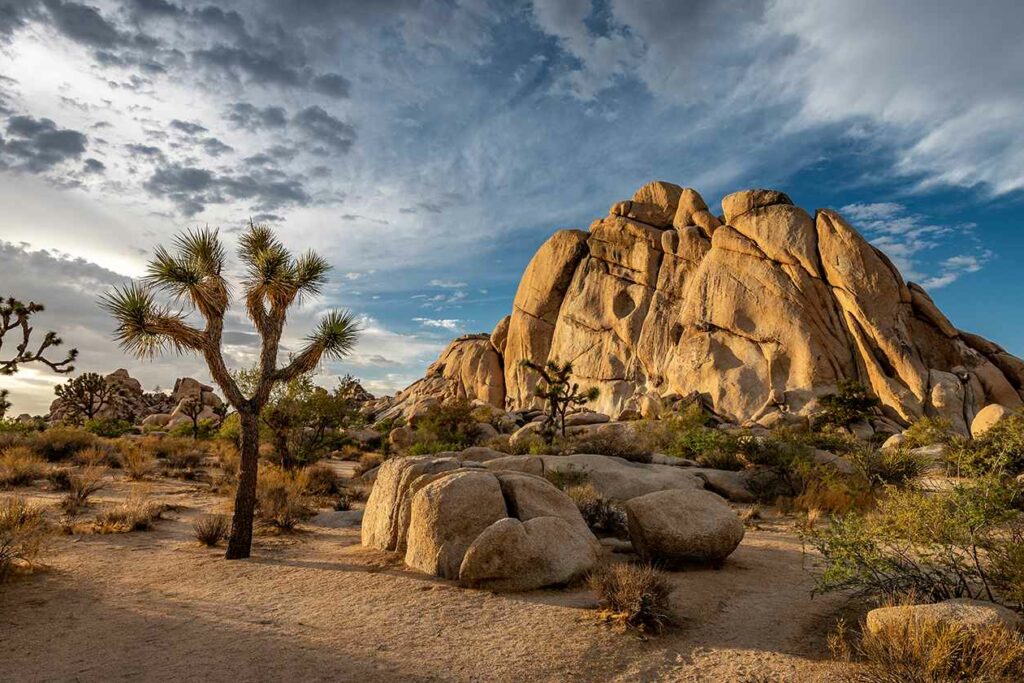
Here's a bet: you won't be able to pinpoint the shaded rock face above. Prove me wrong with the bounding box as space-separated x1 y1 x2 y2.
394 182 1024 432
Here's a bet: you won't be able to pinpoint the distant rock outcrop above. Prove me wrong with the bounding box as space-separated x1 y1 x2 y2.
393 183 1024 435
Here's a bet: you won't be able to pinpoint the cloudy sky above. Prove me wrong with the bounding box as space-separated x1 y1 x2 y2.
2 0 1023 414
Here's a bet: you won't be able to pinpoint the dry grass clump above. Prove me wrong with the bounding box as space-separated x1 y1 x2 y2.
93 493 163 533
355 452 383 477
566 483 626 535
256 466 311 531
192 513 230 546
303 462 339 496
848 446 929 488
569 427 653 463
589 563 673 633
59 467 105 515
829 616 1024 682
121 446 157 481
29 427 96 462
46 467 74 492
0 496 50 581
73 443 122 468
0 447 47 488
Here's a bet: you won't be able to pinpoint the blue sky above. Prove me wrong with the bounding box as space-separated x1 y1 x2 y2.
1 0 1022 414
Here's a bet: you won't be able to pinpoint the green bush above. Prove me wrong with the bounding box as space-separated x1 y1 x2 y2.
813 380 881 429
811 478 1024 606
847 445 929 488
948 409 1024 477
29 427 97 462
168 418 218 440
83 418 133 438
902 416 956 449
409 400 479 453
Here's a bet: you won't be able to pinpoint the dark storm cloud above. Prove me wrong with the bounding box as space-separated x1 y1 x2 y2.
126 142 164 159
222 330 261 346
0 0 39 41
0 114 87 172
192 44 307 87
129 0 183 17
83 157 105 173
225 102 287 131
311 73 351 98
169 119 207 135
42 0 123 48
201 137 232 157
292 106 355 154
143 161 310 216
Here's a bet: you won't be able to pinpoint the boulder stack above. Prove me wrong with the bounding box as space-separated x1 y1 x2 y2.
386 183 1024 434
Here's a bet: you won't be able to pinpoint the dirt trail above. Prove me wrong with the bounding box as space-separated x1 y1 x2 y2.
1 481 851 682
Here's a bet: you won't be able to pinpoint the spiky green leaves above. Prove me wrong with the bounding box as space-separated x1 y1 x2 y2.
100 282 204 358
309 310 361 360
238 221 333 322
146 227 228 319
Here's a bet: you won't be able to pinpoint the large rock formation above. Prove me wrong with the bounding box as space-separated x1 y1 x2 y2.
49 368 174 423
393 183 1024 434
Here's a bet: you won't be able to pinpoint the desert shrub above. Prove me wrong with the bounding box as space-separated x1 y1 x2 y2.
902 416 956 449
811 478 1024 605
146 437 205 477
256 466 311 531
589 563 673 633
0 497 50 581
83 418 133 438
216 412 241 444
694 448 745 471
121 446 156 481
948 409 1024 478
303 462 339 496
829 614 1024 683
847 446 929 488
333 493 352 511
30 427 96 462
544 465 588 491
409 400 479 452
813 380 881 429
46 467 73 491
355 452 383 477
168 418 219 440
193 513 230 546
792 476 873 516
94 493 162 533
59 467 105 515
568 427 652 463
644 408 744 466
0 446 46 487
566 483 626 535
73 444 121 468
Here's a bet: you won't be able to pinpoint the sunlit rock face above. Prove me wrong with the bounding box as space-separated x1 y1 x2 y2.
399 182 1024 433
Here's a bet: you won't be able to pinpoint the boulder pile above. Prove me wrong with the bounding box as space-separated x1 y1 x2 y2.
386 183 1024 437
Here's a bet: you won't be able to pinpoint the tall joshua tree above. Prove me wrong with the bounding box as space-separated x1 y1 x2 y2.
102 225 360 559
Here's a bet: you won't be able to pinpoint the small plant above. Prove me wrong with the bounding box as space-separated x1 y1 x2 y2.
814 380 881 429
847 445 929 488
569 428 652 463
520 359 599 444
46 467 73 492
30 426 96 462
589 563 673 633
829 613 1024 682
94 493 162 533
566 483 626 535
256 466 311 531
543 465 589 491
902 416 956 449
193 513 230 546
59 467 105 515
0 496 51 581
121 447 157 481
303 462 339 496
355 452 383 477
0 446 46 487
73 444 120 468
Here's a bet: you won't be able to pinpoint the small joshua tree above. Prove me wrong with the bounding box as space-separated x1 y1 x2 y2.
1 297 78 375
178 396 205 439
0 389 10 419
521 359 599 444
102 224 359 559
54 372 128 424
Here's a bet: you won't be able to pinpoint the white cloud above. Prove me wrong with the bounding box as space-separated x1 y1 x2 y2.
412 317 463 331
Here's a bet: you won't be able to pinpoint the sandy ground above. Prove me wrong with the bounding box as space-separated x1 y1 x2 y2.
1 465 857 683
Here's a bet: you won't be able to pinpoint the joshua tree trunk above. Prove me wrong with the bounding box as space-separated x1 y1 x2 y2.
226 409 260 559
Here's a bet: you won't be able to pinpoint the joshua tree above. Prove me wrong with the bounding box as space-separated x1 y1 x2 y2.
0 389 10 419
521 359 599 444
54 371 127 424
1 297 78 375
178 396 205 439
101 225 359 559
